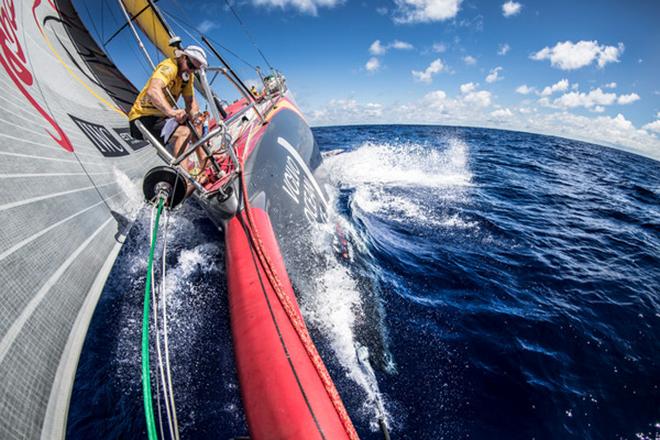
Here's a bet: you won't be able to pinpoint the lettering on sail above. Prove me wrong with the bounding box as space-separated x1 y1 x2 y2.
0 0 73 152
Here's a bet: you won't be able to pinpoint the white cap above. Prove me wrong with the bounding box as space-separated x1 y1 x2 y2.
175 45 208 69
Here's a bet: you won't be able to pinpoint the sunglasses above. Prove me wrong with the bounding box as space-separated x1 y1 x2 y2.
186 57 199 71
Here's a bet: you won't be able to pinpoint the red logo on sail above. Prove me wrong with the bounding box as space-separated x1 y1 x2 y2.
0 0 73 152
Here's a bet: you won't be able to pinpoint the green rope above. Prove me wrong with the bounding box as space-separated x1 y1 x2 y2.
143 197 165 440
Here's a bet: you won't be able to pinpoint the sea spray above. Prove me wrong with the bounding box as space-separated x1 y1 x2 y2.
323 137 474 230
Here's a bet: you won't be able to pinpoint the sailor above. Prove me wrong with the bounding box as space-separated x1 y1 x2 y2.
128 45 208 162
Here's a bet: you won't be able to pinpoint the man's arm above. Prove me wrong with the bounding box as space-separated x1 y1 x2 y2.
184 95 200 121
146 78 186 122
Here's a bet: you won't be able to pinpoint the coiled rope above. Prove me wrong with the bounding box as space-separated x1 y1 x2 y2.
237 171 359 440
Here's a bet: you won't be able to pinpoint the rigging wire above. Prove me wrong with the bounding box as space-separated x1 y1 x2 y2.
160 210 181 440
160 9 258 71
221 0 274 71
81 1 102 46
104 0 152 75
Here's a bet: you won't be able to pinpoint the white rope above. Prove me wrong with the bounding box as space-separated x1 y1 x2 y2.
151 204 176 440
160 210 181 440
149 205 166 440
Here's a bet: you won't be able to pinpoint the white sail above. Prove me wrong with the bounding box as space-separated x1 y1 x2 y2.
0 1 159 438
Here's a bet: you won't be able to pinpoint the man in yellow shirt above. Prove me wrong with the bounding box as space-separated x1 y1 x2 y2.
128 45 207 160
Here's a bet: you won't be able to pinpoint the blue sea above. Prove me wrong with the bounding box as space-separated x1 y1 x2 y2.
68 125 660 440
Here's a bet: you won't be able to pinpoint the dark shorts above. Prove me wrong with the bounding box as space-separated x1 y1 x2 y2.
129 116 168 142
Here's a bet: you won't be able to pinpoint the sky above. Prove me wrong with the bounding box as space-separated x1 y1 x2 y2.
75 0 660 159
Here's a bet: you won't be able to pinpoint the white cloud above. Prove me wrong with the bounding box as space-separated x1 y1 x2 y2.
412 58 445 83
306 96 660 161
369 40 387 56
643 120 660 133
432 42 447 53
421 86 491 111
392 40 414 50
394 0 462 23
365 57 380 72
485 66 503 83
551 88 617 109
531 40 624 70
502 1 522 17
197 20 218 33
617 93 640 105
491 108 514 119
460 82 477 94
516 84 534 95
369 39 415 56
529 112 659 158
604 82 617 89
422 90 449 110
540 78 569 96
251 0 342 15
463 90 492 107
498 43 510 55
376 6 388 14
546 88 640 109
463 55 477 65
308 99 384 125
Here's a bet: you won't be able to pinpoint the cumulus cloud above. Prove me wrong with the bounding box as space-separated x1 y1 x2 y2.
544 88 640 109
251 0 342 15
369 39 414 56
394 0 463 23
420 84 492 111
369 40 387 56
540 79 569 96
643 120 660 133
617 93 640 105
460 82 477 94
491 108 514 119
498 43 510 55
412 59 445 83
551 88 617 109
516 84 534 95
502 1 522 17
365 57 380 72
463 89 492 107
604 82 617 89
463 55 477 65
392 40 414 50
308 99 384 125
305 95 660 160
485 66 503 83
531 40 625 70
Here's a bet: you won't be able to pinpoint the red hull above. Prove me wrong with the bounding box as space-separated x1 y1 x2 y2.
225 208 355 440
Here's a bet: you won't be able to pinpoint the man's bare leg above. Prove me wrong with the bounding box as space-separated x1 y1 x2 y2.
171 124 192 159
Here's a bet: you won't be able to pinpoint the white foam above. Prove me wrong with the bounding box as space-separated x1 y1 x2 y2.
323 137 472 188
322 137 475 230
297 205 393 430
112 167 144 218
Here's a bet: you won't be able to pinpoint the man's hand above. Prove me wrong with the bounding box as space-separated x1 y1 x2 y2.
170 109 187 123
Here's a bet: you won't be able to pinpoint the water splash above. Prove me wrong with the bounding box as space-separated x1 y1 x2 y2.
323 137 474 229
112 167 144 218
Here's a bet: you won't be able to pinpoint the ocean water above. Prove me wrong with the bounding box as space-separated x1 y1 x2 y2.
68 125 660 439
